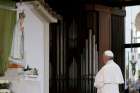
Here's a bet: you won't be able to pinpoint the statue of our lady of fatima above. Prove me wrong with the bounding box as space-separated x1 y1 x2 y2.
9 11 25 68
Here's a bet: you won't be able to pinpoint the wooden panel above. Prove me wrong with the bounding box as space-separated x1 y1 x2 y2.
84 4 112 14
111 14 125 93
98 11 111 68
111 15 124 70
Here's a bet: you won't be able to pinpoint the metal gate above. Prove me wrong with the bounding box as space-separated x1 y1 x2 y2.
49 12 99 93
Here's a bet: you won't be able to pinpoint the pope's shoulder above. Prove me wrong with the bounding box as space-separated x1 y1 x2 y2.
103 60 121 71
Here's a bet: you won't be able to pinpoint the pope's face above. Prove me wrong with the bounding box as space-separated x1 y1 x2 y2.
102 55 108 64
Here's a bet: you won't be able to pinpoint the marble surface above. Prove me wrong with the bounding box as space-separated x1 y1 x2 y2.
0 68 40 93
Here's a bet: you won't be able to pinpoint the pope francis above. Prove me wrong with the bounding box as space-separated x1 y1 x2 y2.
94 50 124 93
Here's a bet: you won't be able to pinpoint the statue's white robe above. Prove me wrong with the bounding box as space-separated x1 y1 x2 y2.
9 19 24 64
94 60 124 93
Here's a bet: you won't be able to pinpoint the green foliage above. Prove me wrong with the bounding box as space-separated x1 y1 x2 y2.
0 56 5 76
0 0 16 7
0 8 16 76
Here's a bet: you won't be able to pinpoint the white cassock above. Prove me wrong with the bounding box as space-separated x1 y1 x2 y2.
94 60 124 93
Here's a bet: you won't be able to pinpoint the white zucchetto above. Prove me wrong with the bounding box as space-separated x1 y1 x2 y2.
104 50 114 57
